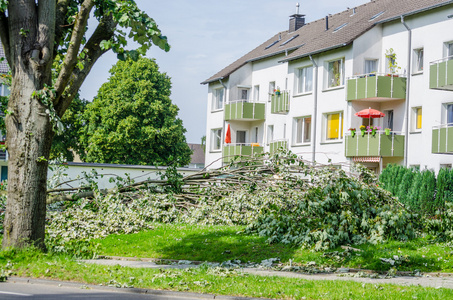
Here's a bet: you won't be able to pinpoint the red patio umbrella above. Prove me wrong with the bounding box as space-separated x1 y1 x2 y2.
225 124 231 144
355 108 385 118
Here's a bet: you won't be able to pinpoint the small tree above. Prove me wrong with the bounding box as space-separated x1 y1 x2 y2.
79 57 192 166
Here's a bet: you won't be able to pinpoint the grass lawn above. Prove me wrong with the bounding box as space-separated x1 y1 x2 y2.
96 223 453 273
2 248 453 300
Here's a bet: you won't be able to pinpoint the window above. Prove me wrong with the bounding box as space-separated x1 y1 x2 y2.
0 84 10 97
364 59 378 74
296 66 313 94
251 127 259 143
238 88 249 101
413 48 424 73
294 116 311 144
267 125 274 144
253 85 260 101
236 130 247 144
445 42 453 59
212 88 224 110
325 112 344 141
326 58 344 88
440 164 452 169
412 107 422 131
447 104 453 125
268 81 275 101
384 110 394 130
211 128 222 151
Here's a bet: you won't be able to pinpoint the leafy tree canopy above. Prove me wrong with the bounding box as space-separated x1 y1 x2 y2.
79 57 192 166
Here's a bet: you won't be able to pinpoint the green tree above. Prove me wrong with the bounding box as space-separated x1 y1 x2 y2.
79 57 191 166
0 0 170 249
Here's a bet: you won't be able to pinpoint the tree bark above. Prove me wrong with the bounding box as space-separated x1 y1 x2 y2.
1 0 55 249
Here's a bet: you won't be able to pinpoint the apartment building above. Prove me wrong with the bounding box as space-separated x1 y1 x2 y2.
202 0 453 173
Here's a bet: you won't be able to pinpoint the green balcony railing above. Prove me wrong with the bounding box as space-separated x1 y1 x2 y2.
345 131 404 157
222 143 264 164
269 139 288 154
432 125 453 154
271 91 290 114
224 100 265 121
429 57 453 91
346 74 406 101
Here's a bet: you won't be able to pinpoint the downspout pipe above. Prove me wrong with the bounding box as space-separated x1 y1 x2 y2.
401 16 411 167
219 78 227 166
309 55 318 164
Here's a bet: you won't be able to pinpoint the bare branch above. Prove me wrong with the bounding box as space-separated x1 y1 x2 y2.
54 0 95 104
55 13 117 116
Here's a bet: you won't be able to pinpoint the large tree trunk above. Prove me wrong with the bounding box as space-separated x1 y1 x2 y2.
1 0 55 249
2 73 53 249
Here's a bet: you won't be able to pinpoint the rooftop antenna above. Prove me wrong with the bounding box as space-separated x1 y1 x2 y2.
296 3 300 14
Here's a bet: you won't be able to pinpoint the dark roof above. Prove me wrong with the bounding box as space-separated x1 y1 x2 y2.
188 143 205 164
0 44 9 74
202 0 453 84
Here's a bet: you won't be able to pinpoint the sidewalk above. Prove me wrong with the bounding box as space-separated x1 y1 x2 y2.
81 257 453 290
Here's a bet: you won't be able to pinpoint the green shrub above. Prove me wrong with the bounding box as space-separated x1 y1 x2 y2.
436 168 453 206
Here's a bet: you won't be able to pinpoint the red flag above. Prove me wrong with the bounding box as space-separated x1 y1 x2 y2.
225 124 231 144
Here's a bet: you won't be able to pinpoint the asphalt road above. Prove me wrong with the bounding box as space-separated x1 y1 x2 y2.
0 278 234 300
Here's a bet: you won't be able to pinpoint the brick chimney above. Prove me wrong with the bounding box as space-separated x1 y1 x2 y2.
289 3 305 33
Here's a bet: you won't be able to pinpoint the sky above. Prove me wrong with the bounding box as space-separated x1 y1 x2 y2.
79 0 369 144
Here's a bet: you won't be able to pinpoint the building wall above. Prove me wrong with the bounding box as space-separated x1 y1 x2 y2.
204 5 453 172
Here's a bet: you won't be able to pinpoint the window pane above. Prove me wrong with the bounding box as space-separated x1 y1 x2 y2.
254 86 259 101
296 119 303 144
416 108 422 129
447 104 453 125
305 66 313 92
327 113 340 139
328 60 342 88
417 49 423 71
304 117 311 143
365 60 377 73
449 43 453 58
297 69 304 94
267 125 274 144
236 131 246 144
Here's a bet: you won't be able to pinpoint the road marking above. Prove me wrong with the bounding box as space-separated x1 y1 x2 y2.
0 290 32 296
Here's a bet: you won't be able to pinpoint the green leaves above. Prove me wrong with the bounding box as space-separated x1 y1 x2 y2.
79 57 191 166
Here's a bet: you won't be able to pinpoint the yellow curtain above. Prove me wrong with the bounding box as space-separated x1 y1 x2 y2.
327 113 340 139
416 108 422 129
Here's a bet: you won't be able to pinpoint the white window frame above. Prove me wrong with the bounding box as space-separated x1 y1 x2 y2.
323 111 344 142
267 125 274 144
235 130 248 145
444 41 453 59
411 106 422 132
0 84 10 97
444 103 453 126
293 116 312 145
210 128 222 151
253 85 260 102
296 65 313 95
325 58 345 89
212 88 224 111
413 48 424 73
364 59 378 74
268 81 275 101
238 88 250 101
251 126 259 144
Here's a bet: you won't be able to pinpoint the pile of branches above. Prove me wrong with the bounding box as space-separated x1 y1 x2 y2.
45 151 418 250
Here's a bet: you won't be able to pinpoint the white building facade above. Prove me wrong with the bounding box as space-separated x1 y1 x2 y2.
203 0 453 173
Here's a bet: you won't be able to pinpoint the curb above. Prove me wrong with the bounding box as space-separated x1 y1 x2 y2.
7 276 271 300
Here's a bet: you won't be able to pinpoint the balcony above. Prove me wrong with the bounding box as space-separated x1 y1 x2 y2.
224 100 265 121
222 143 264 164
432 125 453 154
345 131 404 157
271 91 290 114
346 74 406 101
269 139 288 154
429 57 453 91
